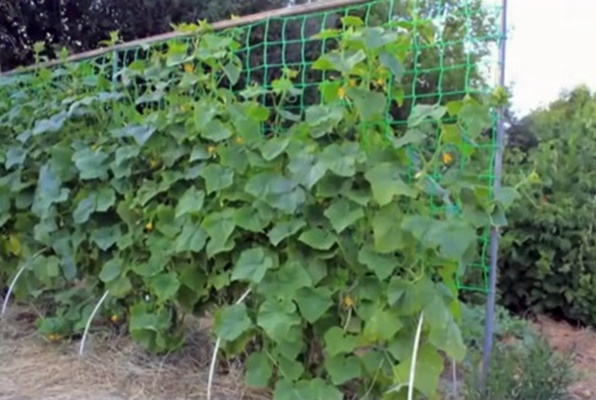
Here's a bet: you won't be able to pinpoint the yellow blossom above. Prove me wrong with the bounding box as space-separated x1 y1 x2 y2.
47 333 61 342
145 222 153 231
442 152 453 164
149 158 160 169
343 296 355 308
338 86 347 99
184 63 194 73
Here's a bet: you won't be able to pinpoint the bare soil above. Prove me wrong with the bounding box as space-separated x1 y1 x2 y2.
2 302 596 400
532 316 596 400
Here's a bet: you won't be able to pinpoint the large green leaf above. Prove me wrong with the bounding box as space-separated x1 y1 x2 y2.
202 209 236 257
372 204 407 253
201 119 232 142
5 146 27 169
111 125 156 145
324 354 361 385
407 104 447 127
324 327 359 357
357 245 398 280
293 286 333 323
287 152 326 189
347 87 386 122
245 173 305 214
320 142 364 177
148 272 181 302
99 258 123 283
214 304 252 342
273 379 343 400
304 105 344 138
364 162 417 206
363 307 403 342
72 187 116 224
312 50 366 74
402 216 477 260
257 298 301 343
174 220 207 253
32 163 70 218
267 219 306 246
175 186 205 218
323 198 364 234
392 344 444 399
259 137 290 161
245 352 273 387
234 205 272 232
90 225 122 250
200 164 234 194
258 260 312 300
231 247 274 284
72 147 110 180
298 228 336 250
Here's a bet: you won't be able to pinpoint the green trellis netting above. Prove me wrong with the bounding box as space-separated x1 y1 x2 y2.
0 0 504 292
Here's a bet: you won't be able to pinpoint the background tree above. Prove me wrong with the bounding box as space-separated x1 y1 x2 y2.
499 85 596 326
0 0 291 71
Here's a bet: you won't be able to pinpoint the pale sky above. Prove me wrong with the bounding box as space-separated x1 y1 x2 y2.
505 0 596 116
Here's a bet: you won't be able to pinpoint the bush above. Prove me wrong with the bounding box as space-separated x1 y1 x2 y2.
499 86 596 326
0 16 509 399
464 334 575 400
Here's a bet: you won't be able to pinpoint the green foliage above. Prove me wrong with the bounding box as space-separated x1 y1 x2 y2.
460 303 531 351
499 85 596 326
464 334 575 400
0 15 509 399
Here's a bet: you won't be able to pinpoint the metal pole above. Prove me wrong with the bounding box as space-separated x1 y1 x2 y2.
481 0 509 391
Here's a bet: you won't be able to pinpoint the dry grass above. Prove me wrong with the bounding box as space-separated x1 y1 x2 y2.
0 302 270 400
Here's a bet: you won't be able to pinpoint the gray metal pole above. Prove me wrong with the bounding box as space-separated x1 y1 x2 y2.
481 0 509 391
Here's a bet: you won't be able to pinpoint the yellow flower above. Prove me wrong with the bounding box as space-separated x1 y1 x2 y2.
343 296 355 308
528 170 541 184
145 222 153 232
442 152 453 164
149 158 160 169
235 136 244 145
47 333 61 342
184 63 194 73
375 78 386 87
207 145 216 154
338 86 347 99
110 314 120 323
348 79 357 87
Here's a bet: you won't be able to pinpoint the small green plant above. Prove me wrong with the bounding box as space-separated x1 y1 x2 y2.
464 334 575 400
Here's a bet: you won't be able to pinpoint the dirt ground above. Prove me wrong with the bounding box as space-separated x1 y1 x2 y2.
532 316 596 400
2 303 596 400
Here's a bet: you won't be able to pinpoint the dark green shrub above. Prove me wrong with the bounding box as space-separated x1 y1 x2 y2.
464 334 575 400
499 85 596 326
